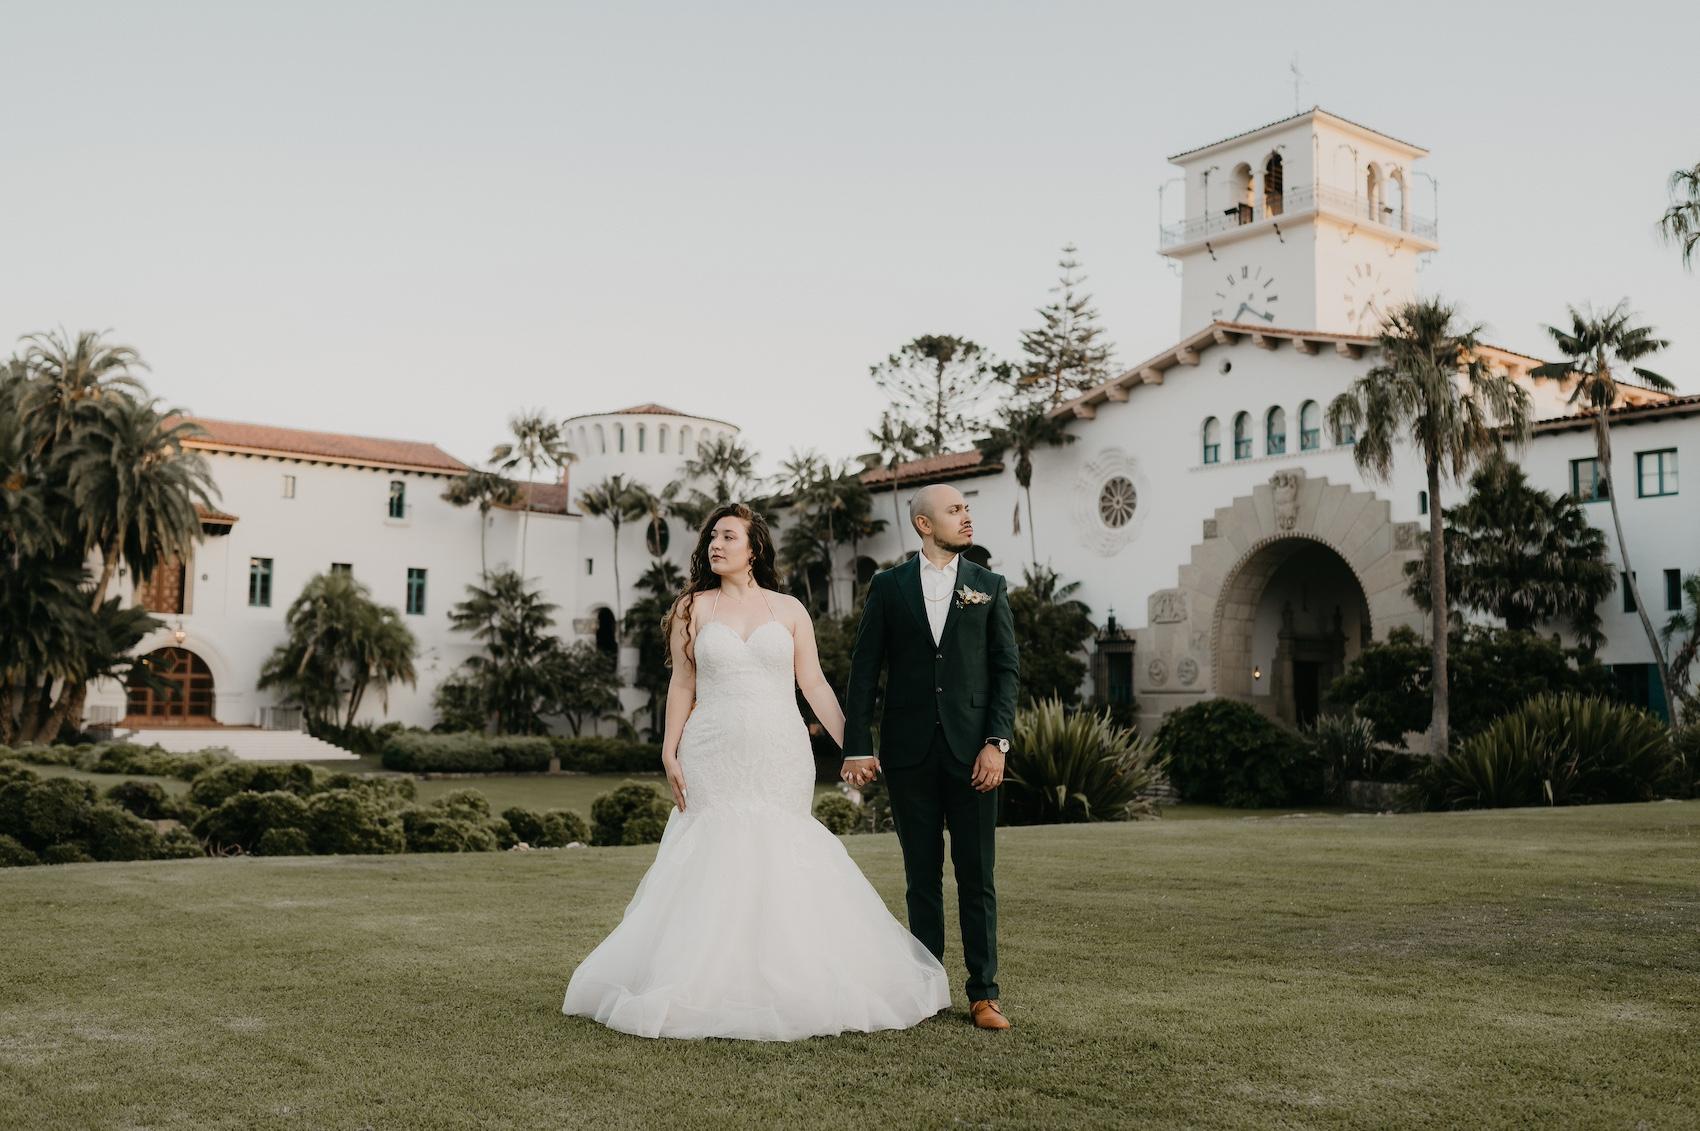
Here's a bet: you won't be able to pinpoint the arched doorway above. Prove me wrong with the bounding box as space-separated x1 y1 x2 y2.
594 607 619 657
126 647 215 724
1214 537 1371 726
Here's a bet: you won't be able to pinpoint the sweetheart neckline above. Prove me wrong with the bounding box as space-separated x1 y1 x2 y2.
701 618 788 647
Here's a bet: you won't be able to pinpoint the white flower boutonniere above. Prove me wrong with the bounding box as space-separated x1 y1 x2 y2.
954 585 991 609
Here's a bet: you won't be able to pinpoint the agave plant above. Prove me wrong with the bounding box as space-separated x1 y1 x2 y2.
1005 696 1164 825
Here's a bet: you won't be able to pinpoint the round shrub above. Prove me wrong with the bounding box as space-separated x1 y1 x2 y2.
1154 699 1320 807
590 784 673 846
0 780 32 843
188 762 322 809
193 790 312 853
0 760 39 785
104 780 171 820
321 772 416 805
256 827 312 856
305 790 406 855
539 809 590 848
429 789 492 822
620 814 669 846
93 742 231 781
159 793 206 825
41 843 94 864
20 777 99 849
0 833 38 867
502 806 545 845
153 825 204 860
487 817 519 849
813 794 859 835
86 804 163 862
401 809 498 853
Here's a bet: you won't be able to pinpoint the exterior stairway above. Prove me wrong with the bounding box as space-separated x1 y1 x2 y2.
117 727 359 762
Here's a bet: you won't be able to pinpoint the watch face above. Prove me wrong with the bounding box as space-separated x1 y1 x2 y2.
1211 263 1279 324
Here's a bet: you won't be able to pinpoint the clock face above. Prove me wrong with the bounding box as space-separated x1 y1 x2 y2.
1344 262 1391 333
1210 263 1279 325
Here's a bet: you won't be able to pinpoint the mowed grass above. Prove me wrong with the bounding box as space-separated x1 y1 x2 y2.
4 804 1698 1130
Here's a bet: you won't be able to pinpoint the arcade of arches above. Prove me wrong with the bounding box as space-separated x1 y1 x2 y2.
1130 470 1428 732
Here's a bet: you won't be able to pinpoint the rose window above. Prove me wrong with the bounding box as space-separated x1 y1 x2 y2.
1098 476 1136 527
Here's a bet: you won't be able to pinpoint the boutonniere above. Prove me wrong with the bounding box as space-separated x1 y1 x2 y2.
954 585 991 609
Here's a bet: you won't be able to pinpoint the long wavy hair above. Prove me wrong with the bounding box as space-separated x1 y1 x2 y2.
662 502 782 668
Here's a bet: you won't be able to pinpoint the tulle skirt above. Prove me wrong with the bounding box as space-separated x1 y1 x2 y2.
562 803 950 1041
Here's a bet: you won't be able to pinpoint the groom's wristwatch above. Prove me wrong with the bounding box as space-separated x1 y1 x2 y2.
985 737 1010 754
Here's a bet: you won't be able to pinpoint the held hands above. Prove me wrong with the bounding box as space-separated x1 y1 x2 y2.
662 754 687 812
971 743 1005 792
841 757 880 788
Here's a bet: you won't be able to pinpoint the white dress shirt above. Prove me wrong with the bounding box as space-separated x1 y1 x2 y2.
919 552 959 646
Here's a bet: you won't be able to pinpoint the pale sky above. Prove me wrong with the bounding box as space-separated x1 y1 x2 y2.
6 0 1697 482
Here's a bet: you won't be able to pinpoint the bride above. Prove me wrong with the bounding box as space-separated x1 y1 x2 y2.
561 503 950 1040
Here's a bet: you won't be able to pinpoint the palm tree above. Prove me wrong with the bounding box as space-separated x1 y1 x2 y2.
1328 298 1531 757
628 480 681 558
17 328 146 458
442 470 521 578
445 568 562 734
1659 163 1700 269
681 433 757 505
64 395 216 611
1661 573 1700 716
577 474 644 622
489 411 574 579
1532 302 1679 724
866 412 921 537
977 400 1076 566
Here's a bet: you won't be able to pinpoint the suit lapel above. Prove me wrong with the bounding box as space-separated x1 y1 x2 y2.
937 557 973 652
900 553 929 639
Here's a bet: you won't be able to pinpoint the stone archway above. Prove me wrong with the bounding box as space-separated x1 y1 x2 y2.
1135 469 1426 726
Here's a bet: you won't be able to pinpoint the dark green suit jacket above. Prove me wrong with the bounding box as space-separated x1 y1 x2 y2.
843 554 1020 767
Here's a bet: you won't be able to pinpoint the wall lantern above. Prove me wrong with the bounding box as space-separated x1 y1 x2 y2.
1252 664 1262 681
172 621 187 645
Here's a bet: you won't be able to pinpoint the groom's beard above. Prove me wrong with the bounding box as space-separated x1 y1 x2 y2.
937 533 973 553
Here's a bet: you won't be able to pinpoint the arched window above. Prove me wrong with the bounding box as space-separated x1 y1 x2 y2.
645 516 670 556
658 424 669 452
637 424 646 453
1366 164 1383 222
1335 417 1357 446
1233 412 1252 460
1266 407 1287 455
593 424 606 454
680 425 692 455
1387 169 1408 231
1202 417 1221 464
577 426 587 453
1263 152 1284 217
616 424 626 453
1418 490 1429 515
1299 401 1321 450
1229 162 1253 224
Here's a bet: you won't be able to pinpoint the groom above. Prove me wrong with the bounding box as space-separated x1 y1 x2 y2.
843 482 1020 1030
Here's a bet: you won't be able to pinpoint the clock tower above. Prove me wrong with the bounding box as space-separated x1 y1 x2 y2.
1160 108 1439 338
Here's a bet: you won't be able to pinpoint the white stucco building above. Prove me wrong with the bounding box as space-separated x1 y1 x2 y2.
90 108 1697 750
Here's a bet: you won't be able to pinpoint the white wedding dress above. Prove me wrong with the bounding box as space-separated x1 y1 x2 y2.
561 589 950 1040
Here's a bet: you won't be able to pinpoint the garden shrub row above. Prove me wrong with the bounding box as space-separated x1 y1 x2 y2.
379 732 661 775
0 753 633 867
1 741 232 781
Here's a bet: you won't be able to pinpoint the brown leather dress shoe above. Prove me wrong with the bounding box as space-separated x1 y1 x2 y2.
970 999 1011 1030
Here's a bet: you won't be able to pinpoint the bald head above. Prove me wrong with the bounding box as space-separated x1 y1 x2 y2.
909 483 973 551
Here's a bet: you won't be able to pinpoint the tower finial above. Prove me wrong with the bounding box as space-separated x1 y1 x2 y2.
1289 56 1303 115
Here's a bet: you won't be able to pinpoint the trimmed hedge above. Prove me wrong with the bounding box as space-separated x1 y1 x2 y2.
813 794 859 835
378 733 661 775
4 741 232 781
380 733 554 773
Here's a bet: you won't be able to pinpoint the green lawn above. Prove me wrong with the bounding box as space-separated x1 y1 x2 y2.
4 803 1697 1129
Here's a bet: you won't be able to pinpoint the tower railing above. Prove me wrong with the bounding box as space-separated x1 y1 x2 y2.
1161 185 1437 249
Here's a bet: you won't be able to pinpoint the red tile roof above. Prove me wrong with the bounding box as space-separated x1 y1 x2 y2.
1529 392 1700 434
492 481 577 516
195 505 239 524
169 416 472 475
860 449 998 487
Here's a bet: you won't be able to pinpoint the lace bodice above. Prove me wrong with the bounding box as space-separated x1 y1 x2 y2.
677 595 814 817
